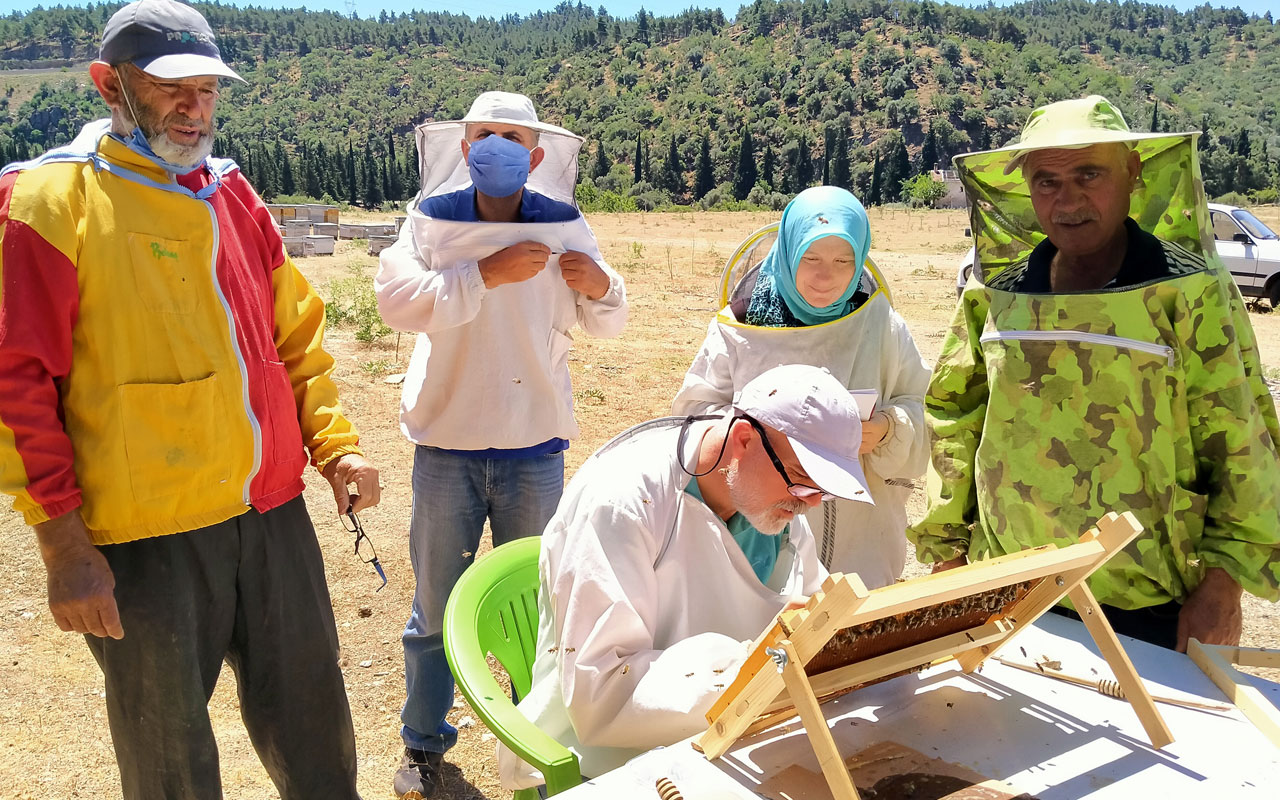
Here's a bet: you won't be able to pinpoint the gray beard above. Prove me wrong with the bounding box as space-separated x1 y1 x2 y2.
725 462 807 535
147 128 214 168
116 99 214 169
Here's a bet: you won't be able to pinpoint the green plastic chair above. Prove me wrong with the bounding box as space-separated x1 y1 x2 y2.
443 536 582 798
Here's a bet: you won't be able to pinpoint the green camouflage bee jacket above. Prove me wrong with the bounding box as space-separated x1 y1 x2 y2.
908 128 1280 608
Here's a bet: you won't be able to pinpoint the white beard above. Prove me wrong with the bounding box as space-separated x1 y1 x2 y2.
725 462 809 535
118 83 214 169
147 128 214 168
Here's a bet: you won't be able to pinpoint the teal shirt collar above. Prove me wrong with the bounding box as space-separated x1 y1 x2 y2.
685 478 783 585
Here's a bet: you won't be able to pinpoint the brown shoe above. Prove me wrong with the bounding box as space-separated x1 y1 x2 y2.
393 748 443 799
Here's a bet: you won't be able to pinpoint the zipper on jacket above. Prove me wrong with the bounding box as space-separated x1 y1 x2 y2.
980 329 1176 368
203 200 263 504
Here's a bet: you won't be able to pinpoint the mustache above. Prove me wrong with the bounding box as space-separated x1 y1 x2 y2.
163 114 213 134
774 499 810 515
1052 212 1098 225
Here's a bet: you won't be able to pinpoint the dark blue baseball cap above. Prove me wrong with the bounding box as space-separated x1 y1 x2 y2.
100 0 244 82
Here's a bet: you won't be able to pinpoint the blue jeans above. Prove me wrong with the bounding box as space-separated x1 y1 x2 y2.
400 445 564 754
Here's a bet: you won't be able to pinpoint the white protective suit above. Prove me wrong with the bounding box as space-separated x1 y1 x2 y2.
497 417 827 787
375 117 627 448
671 267 930 588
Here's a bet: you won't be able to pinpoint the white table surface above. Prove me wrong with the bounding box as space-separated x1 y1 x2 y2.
559 614 1280 799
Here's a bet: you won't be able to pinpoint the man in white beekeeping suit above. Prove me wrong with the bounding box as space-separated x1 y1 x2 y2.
375 90 628 798
499 364 872 789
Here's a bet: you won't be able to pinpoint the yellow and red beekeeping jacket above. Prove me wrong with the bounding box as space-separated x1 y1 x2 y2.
0 120 361 545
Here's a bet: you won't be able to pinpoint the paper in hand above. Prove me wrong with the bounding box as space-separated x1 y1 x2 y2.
849 389 878 421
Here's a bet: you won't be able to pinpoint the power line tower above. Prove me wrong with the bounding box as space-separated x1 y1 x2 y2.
345 0 357 19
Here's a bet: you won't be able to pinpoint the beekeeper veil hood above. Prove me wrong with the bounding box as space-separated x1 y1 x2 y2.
952 94 1216 285
413 91 583 206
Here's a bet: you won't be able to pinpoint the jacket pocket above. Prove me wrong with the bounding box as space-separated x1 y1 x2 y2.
979 329 1176 367
127 232 202 314
261 358 306 468
118 374 231 502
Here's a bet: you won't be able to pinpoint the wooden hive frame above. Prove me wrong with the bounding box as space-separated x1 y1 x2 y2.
698 512 1172 800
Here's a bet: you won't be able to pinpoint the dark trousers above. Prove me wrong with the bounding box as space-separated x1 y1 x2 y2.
1049 599 1183 651
84 495 359 800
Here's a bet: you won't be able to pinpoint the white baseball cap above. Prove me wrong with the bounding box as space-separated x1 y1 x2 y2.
733 365 872 504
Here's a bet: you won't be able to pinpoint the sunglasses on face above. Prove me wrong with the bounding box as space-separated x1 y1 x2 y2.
736 415 834 502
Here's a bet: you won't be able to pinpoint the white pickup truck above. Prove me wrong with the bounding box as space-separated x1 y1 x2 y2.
956 204 1280 306
1209 203 1280 306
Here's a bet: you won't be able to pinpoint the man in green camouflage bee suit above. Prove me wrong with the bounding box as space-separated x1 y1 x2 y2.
909 95 1280 651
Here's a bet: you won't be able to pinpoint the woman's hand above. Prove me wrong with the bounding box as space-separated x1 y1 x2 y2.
859 411 890 454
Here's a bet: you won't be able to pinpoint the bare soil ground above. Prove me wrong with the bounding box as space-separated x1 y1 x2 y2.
2 207 1277 799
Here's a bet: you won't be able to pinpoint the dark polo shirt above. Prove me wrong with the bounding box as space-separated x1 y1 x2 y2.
990 218 1176 293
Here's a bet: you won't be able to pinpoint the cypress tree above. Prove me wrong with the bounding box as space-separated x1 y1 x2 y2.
255 143 279 199
591 141 610 179
694 133 714 199
310 141 324 195
274 140 296 196
633 135 644 184
869 153 883 205
307 152 323 200
781 145 797 194
362 146 384 208
830 129 851 191
1236 128 1251 159
246 141 260 186
883 134 911 202
346 143 358 206
821 126 834 185
760 145 774 190
402 147 418 199
732 127 756 201
919 126 939 171
661 134 685 198
386 133 405 201
795 132 813 190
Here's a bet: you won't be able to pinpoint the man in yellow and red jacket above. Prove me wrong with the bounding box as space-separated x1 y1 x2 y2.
0 2 378 797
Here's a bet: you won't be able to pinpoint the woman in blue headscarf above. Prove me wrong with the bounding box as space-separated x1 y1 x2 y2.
672 186 930 588
741 185 874 328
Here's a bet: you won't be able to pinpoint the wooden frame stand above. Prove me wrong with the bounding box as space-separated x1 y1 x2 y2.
699 512 1172 800
1188 639 1280 748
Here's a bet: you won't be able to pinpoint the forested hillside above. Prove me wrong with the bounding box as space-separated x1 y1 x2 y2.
1 0 1276 210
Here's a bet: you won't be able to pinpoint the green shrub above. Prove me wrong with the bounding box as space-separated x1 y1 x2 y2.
697 186 771 211
273 192 353 211
1249 187 1278 205
1212 191 1251 207
576 182 640 213
325 277 392 342
901 174 948 208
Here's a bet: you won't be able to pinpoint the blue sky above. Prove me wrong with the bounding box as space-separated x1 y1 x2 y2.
1 0 1277 19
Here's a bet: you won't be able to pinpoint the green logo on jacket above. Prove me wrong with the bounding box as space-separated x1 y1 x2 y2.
150 241 179 261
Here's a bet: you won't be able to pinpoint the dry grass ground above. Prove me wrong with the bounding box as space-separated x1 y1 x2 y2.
1 207 1278 798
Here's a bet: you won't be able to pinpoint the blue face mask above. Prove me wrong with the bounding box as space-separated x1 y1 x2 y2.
467 135 532 198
